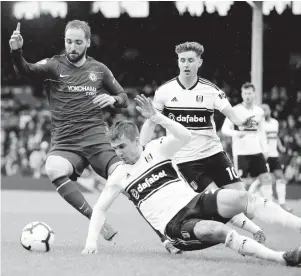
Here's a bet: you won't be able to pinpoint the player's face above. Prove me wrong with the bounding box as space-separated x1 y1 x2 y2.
241 87 255 105
111 136 140 164
65 28 90 63
178 51 202 78
262 104 271 118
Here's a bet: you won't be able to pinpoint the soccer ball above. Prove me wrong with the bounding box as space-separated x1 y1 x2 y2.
20 221 55 252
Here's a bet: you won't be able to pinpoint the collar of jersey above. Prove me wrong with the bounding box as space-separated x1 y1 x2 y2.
176 76 199 90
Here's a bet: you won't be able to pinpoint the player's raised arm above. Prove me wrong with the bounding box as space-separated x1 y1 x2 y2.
10 23 53 79
135 95 192 158
139 89 164 146
93 64 128 109
82 177 122 255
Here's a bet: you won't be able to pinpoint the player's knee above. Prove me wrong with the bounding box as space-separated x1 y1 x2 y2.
45 155 73 181
194 221 228 244
245 192 265 218
230 190 249 211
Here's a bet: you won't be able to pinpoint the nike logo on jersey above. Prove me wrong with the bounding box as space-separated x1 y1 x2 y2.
60 74 70 77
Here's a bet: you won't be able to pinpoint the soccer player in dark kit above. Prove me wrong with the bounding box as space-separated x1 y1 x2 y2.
9 20 128 240
10 20 180 253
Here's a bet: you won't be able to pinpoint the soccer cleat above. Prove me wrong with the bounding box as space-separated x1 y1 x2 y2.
163 240 182 254
253 230 266 244
100 223 118 241
280 204 293 213
283 246 301 267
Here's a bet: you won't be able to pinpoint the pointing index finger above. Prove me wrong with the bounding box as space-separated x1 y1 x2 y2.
16 22 20 32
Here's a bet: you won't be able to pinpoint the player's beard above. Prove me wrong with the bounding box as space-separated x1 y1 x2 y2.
67 47 87 63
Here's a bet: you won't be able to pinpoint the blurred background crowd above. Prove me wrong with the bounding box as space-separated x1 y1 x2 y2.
1 1 301 184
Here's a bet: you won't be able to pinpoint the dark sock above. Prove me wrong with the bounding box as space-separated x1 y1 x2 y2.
53 176 93 219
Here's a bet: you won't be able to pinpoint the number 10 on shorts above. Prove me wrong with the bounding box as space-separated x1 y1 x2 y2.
226 166 239 180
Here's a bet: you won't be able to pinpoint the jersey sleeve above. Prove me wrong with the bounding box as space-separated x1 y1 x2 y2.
11 50 56 80
213 90 231 111
153 87 165 112
101 64 128 108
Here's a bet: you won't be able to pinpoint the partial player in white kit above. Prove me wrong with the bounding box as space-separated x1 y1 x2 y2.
82 95 301 267
139 42 266 243
261 104 292 212
221 82 273 201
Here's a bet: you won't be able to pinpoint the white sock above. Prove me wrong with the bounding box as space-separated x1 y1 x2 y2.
248 179 260 194
276 179 287 205
247 194 301 232
259 184 273 201
225 230 286 264
230 213 261 234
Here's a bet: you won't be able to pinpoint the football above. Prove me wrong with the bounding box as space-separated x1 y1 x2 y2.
20 221 55 252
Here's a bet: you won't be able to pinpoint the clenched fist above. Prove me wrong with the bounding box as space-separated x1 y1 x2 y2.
9 23 23 50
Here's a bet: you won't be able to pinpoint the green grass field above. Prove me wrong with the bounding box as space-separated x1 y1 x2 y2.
2 190 301 276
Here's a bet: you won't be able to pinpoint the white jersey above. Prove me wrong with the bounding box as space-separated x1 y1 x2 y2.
264 118 279 158
153 77 230 163
222 103 266 156
108 138 197 234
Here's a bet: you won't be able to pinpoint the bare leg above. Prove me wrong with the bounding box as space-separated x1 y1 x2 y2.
258 172 273 201
193 221 286 265
221 183 264 241
216 189 301 233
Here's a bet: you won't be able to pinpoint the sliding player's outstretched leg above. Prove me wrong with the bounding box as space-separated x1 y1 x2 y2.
194 221 300 266
45 155 117 241
216 188 301 233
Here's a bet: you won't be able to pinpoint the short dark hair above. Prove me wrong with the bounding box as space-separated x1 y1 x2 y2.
175 42 204 57
65 20 91 40
241 82 255 91
107 121 139 142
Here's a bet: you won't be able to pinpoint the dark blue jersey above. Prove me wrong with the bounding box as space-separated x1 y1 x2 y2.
12 50 128 139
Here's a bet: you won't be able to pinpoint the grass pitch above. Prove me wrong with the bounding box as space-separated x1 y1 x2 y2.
1 190 301 276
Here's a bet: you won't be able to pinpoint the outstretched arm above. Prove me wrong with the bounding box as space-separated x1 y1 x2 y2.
139 119 156 146
140 88 164 146
10 23 52 79
82 180 121 255
222 105 255 128
135 95 192 158
221 117 237 137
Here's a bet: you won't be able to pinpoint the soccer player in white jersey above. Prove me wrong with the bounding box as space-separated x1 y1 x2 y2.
139 42 266 243
82 95 301 267
221 83 273 201
261 104 292 212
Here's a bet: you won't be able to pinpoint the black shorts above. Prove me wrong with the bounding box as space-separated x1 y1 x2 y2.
266 157 282 173
177 151 241 193
48 126 121 180
165 189 230 251
236 153 268 178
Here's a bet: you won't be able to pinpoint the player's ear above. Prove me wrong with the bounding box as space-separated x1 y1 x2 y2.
198 58 203 68
87 39 91 48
